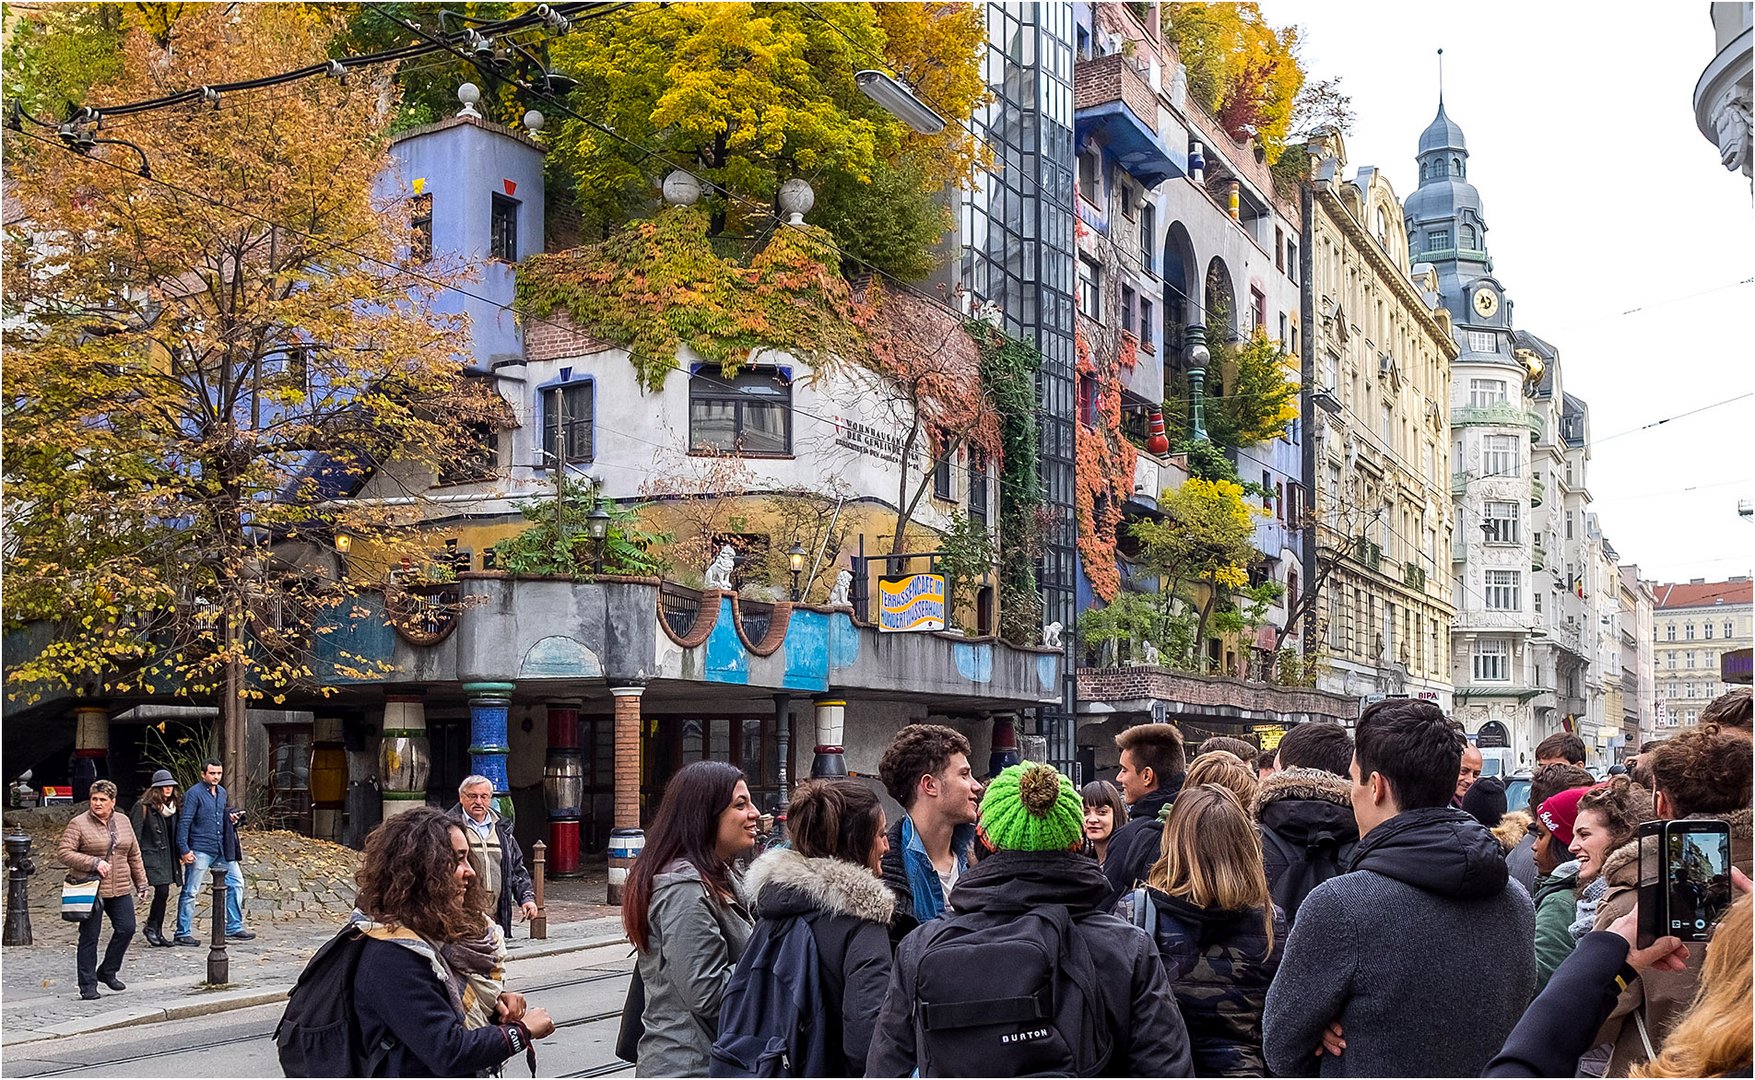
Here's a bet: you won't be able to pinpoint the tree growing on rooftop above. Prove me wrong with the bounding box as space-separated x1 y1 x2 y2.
2 4 499 782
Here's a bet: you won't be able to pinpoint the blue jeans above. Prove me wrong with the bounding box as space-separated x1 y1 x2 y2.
176 852 245 937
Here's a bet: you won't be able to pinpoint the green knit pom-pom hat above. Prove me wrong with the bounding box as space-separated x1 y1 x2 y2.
978 762 1085 852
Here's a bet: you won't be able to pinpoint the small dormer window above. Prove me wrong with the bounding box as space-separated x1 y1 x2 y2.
1429 229 1450 252
1461 225 1477 249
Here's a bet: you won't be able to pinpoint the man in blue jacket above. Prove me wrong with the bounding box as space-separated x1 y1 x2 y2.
174 758 252 945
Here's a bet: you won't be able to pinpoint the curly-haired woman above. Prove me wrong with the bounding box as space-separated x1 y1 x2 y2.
1568 777 1655 937
350 806 554 1076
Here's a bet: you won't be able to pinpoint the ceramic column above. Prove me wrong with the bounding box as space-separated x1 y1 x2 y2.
607 685 645 906
811 697 847 778
379 692 431 820
543 699 583 877
70 705 109 803
463 682 516 821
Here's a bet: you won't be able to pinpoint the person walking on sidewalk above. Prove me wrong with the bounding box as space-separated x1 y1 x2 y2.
446 776 537 938
59 780 148 1000
174 758 251 945
128 769 181 947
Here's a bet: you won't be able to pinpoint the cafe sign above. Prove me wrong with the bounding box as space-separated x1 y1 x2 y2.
877 573 947 633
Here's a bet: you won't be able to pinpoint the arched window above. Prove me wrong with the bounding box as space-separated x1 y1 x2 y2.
1451 156 1462 176
1461 225 1477 249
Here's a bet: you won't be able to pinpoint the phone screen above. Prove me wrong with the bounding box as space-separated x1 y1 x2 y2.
1665 824 1733 941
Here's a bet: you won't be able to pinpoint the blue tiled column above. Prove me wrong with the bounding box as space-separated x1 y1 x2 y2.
463 681 516 821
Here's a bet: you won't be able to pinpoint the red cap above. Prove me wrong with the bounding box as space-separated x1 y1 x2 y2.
1537 786 1592 848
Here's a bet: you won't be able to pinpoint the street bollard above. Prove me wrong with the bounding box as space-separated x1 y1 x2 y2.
530 840 547 940
205 866 228 985
3 833 34 946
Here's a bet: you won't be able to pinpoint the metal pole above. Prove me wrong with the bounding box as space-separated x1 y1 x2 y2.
205 866 228 985
3 834 34 946
530 841 548 941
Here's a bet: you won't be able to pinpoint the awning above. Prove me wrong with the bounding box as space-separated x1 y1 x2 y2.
1074 101 1182 189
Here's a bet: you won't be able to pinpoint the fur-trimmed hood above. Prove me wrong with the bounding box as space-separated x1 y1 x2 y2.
1253 766 1352 816
1491 810 1533 854
740 846 896 926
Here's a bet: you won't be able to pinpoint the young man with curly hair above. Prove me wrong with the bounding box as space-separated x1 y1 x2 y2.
877 724 983 938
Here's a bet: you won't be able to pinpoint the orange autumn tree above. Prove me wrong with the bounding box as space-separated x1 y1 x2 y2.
1 5 499 781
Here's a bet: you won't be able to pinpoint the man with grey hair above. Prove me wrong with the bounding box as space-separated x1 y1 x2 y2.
446 775 537 936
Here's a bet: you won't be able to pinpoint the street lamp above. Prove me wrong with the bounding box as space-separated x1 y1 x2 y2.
586 504 611 574
788 542 808 602
1185 324 1211 443
854 70 946 134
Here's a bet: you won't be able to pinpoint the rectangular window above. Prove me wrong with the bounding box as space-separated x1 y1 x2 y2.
1140 205 1155 272
1484 501 1519 545
1077 257 1101 318
490 194 519 261
1078 372 1098 427
1727 621 1735 638
689 368 792 454
1474 639 1509 682
1121 284 1136 336
1686 650 1695 669
1686 623 1696 640
1484 570 1521 611
1469 378 1508 408
409 193 433 263
1380 403 1394 446
1275 226 1286 271
969 449 988 526
1279 312 1289 352
1430 229 1451 251
1667 624 1677 641
1119 182 1134 219
1705 623 1714 640
1565 510 1574 540
1286 239 1298 282
1668 651 1677 669
932 433 955 500
1251 288 1267 333
1140 299 1154 348
1483 434 1520 479
1469 331 1497 354
542 382 594 463
1078 149 1099 204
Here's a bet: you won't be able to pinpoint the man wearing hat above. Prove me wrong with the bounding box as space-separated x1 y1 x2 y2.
865 762 1192 1077
129 770 183 947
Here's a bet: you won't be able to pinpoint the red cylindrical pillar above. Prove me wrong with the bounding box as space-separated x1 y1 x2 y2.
543 700 583 877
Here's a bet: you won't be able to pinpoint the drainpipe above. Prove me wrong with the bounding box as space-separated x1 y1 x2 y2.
1299 165 1319 649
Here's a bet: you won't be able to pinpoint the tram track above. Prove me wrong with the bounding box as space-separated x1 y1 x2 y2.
17 968 632 1077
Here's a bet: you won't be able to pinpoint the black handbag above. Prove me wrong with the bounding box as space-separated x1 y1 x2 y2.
615 964 645 1064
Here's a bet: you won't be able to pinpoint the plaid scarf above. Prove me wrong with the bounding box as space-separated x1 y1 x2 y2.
347 911 507 1029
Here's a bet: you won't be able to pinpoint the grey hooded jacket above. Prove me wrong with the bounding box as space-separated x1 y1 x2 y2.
635 860 754 1078
1262 805 1535 1077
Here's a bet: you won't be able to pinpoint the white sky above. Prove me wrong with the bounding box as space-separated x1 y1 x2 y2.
1255 0 1755 586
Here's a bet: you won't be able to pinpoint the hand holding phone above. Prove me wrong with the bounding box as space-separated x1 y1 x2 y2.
1638 819 1734 948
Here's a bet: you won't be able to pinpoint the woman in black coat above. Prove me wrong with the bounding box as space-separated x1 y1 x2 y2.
129 770 182 947
724 780 895 1077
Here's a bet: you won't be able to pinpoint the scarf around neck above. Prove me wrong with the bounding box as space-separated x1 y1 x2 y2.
347 910 506 1029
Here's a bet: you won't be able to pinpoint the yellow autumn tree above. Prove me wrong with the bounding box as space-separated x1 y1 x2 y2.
1130 478 1269 667
2 5 499 779
1165 2 1303 162
547 1 986 279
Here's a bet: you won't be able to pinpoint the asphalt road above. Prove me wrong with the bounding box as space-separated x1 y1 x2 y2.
2 942 636 1078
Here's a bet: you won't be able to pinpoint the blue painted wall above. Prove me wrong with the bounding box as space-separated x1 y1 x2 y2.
383 118 546 367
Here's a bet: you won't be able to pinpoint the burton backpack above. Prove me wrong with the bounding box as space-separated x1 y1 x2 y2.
908 904 1112 1077
709 914 827 1078
275 926 397 1077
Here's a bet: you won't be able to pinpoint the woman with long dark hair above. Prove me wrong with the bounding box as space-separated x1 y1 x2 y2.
716 779 895 1076
350 806 554 1077
129 770 181 947
1121 783 1285 1077
624 760 760 1077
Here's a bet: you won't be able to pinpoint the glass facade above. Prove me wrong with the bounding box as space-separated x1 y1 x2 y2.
957 2 1078 772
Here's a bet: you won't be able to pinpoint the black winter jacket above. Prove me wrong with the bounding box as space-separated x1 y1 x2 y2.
1100 779 1182 908
1135 889 1285 1077
354 938 523 1077
1482 931 1637 1077
1262 806 1535 1078
1251 767 1359 929
739 847 896 1077
866 850 1193 1078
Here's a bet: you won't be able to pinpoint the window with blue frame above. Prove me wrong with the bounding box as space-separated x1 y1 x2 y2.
689 368 791 454
542 381 593 463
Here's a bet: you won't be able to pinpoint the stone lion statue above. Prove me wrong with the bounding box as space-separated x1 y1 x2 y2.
703 545 737 590
827 568 854 607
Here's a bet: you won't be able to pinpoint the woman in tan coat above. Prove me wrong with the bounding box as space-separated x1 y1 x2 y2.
58 780 148 1000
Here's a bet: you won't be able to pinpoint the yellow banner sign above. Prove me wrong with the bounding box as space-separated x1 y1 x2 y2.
877 574 947 633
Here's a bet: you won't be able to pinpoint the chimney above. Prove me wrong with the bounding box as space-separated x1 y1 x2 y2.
1691 577 1706 585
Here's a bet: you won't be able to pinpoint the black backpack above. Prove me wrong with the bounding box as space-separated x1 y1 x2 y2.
275 926 397 1077
709 915 827 1078
909 904 1111 1077
1259 826 1355 926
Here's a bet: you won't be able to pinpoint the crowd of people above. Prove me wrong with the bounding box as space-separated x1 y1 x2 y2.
136 681 1736 1077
